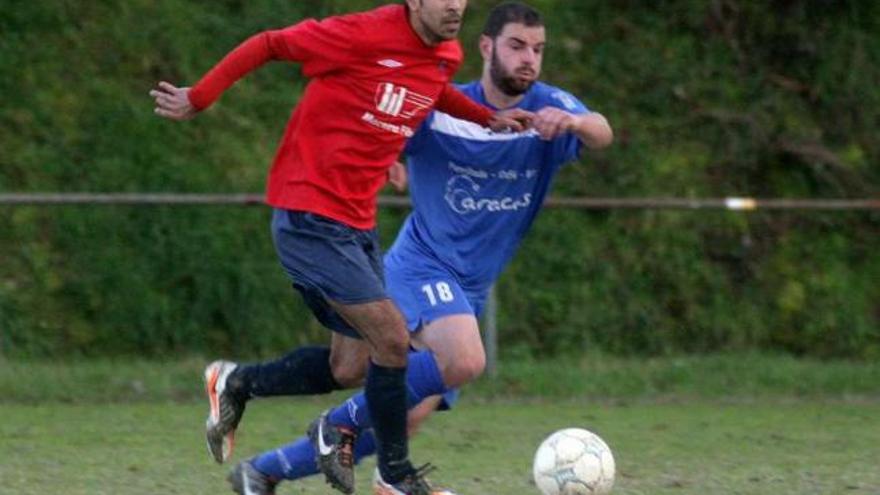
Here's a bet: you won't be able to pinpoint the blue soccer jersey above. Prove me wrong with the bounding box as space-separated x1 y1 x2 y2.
385 80 591 332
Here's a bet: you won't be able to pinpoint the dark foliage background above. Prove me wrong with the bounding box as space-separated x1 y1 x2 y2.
1 0 877 359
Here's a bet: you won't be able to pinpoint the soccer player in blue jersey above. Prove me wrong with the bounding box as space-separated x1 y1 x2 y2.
209 2 613 494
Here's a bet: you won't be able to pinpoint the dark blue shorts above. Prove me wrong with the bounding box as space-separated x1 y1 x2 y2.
271 208 386 339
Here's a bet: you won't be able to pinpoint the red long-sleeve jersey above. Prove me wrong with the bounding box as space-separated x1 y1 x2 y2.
189 5 493 229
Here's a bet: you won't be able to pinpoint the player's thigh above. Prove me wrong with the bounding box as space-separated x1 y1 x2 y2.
329 298 410 367
272 208 388 341
412 314 484 386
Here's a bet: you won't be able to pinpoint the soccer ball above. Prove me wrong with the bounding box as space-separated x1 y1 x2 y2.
532 428 615 495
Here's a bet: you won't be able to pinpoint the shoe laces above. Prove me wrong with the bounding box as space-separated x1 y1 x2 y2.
338 428 356 468
402 463 436 492
220 394 246 428
412 463 436 478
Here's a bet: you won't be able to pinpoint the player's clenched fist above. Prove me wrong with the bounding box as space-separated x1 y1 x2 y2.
532 107 577 140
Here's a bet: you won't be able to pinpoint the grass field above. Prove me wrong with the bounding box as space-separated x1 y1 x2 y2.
3 399 879 494
2 356 879 494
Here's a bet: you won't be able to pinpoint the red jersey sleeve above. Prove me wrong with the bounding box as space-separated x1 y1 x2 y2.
435 84 493 127
188 15 361 110
277 15 361 77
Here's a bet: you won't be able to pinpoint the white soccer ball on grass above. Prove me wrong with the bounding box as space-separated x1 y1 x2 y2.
533 428 615 495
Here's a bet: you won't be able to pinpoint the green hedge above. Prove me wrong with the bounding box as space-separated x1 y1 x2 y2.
1 0 878 358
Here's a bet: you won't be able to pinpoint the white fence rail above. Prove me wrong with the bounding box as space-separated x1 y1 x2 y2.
2 193 877 374
1 193 878 210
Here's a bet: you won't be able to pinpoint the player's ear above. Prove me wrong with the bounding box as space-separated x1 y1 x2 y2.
478 35 492 61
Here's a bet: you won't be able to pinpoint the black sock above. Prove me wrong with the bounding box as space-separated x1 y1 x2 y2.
365 361 411 483
227 346 342 400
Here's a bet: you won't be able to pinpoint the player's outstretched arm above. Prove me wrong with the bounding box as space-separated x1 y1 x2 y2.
533 107 613 149
435 84 536 132
150 82 198 121
152 26 316 118
437 84 533 132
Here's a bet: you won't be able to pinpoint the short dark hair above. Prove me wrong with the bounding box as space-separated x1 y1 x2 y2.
482 2 544 39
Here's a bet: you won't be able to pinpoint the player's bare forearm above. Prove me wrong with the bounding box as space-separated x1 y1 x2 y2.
533 107 613 148
572 112 613 149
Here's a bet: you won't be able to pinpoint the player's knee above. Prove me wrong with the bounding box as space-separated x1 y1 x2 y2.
444 352 485 387
331 364 365 388
379 335 410 363
368 326 410 367
330 354 367 388
461 352 486 382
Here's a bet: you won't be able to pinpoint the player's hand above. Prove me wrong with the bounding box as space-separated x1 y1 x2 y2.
387 161 408 192
488 108 534 133
150 81 198 121
532 107 577 140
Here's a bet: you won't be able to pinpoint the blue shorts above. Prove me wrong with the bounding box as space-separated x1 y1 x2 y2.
384 252 488 332
271 209 386 339
385 251 484 411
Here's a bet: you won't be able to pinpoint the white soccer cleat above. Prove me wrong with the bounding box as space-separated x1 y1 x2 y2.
372 467 458 495
205 360 245 463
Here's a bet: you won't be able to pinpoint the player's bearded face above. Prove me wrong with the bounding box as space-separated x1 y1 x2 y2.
413 0 467 43
486 24 544 97
490 44 538 97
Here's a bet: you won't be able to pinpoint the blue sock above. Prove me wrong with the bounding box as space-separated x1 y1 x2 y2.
328 350 447 431
252 430 377 480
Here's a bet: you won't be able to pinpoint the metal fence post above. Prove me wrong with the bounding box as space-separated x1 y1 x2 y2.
483 284 498 378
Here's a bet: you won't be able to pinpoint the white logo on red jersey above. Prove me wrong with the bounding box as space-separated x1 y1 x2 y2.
377 59 404 68
375 83 433 119
361 112 414 138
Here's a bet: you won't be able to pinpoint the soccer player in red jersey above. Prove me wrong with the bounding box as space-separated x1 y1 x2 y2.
150 1 530 494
